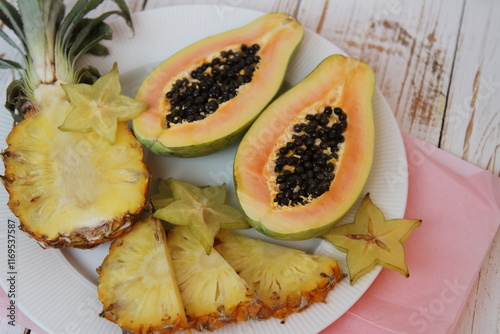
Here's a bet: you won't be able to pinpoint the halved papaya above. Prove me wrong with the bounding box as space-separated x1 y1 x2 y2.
234 55 375 240
132 13 304 157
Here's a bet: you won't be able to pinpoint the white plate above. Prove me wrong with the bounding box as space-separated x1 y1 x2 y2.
0 5 408 334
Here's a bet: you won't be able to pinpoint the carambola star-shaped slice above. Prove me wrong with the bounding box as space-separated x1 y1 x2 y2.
321 193 422 285
153 178 250 254
59 63 149 143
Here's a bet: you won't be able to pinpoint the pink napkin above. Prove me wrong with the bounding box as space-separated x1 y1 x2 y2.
1 133 499 334
321 132 500 334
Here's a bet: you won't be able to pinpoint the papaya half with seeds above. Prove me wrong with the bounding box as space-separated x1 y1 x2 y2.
132 13 304 157
234 55 375 240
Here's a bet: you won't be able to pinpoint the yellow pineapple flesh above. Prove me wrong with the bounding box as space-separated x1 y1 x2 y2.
167 225 261 332
214 230 345 320
98 216 187 333
2 84 150 248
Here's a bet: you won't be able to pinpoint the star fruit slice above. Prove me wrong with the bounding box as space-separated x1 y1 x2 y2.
153 178 250 254
321 193 422 285
59 63 149 143
150 178 175 210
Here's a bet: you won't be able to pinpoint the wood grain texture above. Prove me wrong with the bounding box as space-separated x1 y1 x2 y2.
145 0 300 15
443 2 500 333
455 234 500 334
441 0 500 176
296 0 464 147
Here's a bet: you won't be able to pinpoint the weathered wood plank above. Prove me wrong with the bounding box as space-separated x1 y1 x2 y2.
296 0 464 146
440 0 500 176
455 233 500 334
443 1 500 333
144 0 300 15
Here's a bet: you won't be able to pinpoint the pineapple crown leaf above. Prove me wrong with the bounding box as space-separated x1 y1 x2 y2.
0 0 26 51
58 0 105 47
69 16 112 58
87 43 109 57
5 79 31 122
59 0 133 55
75 65 101 85
57 0 133 83
70 19 113 69
17 0 66 83
0 57 22 70
0 0 134 122
0 24 24 55
110 0 133 30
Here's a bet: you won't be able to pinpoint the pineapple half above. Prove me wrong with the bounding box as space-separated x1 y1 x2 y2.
98 216 188 333
167 225 261 332
0 0 150 248
214 230 345 320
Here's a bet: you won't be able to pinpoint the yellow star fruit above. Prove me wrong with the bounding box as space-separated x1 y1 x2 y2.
321 193 422 285
150 178 174 211
153 178 250 254
59 63 149 143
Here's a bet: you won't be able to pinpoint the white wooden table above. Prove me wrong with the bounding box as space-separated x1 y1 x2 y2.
1 0 498 333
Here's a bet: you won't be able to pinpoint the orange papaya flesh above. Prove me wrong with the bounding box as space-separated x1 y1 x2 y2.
133 13 304 157
234 55 375 240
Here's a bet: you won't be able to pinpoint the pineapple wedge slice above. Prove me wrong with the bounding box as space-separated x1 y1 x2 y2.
98 216 187 333
214 230 345 320
167 225 261 332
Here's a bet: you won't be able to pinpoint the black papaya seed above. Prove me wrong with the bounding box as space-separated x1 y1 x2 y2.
272 106 347 207
164 44 261 127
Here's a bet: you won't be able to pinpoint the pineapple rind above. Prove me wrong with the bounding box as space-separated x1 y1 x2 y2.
167 226 261 332
2 84 150 248
214 230 345 320
98 216 187 333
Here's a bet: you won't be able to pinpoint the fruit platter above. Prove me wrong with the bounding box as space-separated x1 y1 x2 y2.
0 3 411 333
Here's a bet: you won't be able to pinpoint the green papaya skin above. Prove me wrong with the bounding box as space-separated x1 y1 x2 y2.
135 126 242 158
